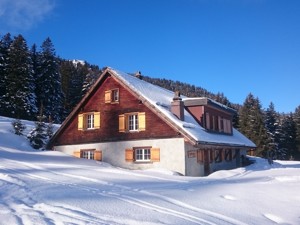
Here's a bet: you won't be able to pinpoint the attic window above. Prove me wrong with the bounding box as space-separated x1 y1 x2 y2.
105 89 119 104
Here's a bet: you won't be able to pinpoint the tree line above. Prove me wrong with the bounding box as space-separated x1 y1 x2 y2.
1 33 299 160
0 33 101 124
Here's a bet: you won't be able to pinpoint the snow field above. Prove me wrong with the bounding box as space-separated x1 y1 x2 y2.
0 116 300 225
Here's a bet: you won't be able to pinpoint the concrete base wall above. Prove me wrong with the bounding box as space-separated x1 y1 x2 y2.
54 138 187 175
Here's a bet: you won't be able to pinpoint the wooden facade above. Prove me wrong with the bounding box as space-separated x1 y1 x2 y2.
51 73 179 147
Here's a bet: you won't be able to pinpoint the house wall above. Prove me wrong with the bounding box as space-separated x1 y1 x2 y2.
53 74 179 146
184 143 204 176
54 137 187 175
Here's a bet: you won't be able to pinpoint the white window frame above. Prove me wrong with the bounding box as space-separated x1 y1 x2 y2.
87 114 94 129
135 148 151 162
128 114 138 131
81 150 95 160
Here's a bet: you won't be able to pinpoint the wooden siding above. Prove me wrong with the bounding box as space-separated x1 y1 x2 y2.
53 74 179 146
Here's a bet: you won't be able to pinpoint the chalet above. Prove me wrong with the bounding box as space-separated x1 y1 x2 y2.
48 68 256 176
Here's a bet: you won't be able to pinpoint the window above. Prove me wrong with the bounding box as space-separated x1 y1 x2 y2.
125 147 160 162
128 114 138 131
105 89 119 103
119 112 146 132
82 150 95 159
225 149 232 161
73 150 102 161
219 117 224 132
87 114 94 129
214 149 223 163
78 112 100 130
135 148 151 161
112 89 119 102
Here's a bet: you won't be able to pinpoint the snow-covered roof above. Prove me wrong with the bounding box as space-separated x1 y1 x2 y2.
109 68 256 148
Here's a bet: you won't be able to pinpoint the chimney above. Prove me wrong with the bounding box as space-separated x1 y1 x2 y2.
171 91 184 121
135 71 143 79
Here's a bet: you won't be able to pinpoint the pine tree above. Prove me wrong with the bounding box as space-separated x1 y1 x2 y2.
239 93 269 157
294 106 300 160
264 102 281 158
82 65 101 96
12 118 26 135
279 113 297 159
36 38 64 123
0 33 13 116
27 108 48 150
5 34 37 119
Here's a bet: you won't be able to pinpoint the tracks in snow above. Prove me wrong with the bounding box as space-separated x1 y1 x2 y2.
0 158 248 225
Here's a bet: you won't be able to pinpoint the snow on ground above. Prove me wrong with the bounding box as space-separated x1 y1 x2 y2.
0 116 300 225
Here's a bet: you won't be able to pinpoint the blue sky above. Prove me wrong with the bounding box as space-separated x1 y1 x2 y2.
1 0 300 113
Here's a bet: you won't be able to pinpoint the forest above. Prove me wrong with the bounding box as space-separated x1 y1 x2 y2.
1 33 299 160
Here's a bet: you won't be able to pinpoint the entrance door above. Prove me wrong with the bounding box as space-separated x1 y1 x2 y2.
204 150 210 176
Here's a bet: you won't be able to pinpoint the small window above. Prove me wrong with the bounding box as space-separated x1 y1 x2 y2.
225 149 232 161
119 112 146 132
105 89 119 103
87 114 94 129
112 89 119 102
219 116 224 132
214 149 223 163
81 150 95 160
78 112 100 130
128 114 138 131
125 147 160 163
135 148 151 162
73 149 102 161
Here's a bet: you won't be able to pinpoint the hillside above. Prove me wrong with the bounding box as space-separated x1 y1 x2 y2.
0 116 300 225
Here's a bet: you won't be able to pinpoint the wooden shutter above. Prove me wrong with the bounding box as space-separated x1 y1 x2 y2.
197 150 204 163
94 150 102 161
151 148 160 162
119 114 126 132
138 112 146 131
105 90 111 103
125 149 134 162
73 151 81 158
94 112 100 129
78 114 83 130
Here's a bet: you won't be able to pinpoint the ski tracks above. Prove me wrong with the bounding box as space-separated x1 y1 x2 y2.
0 159 248 225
